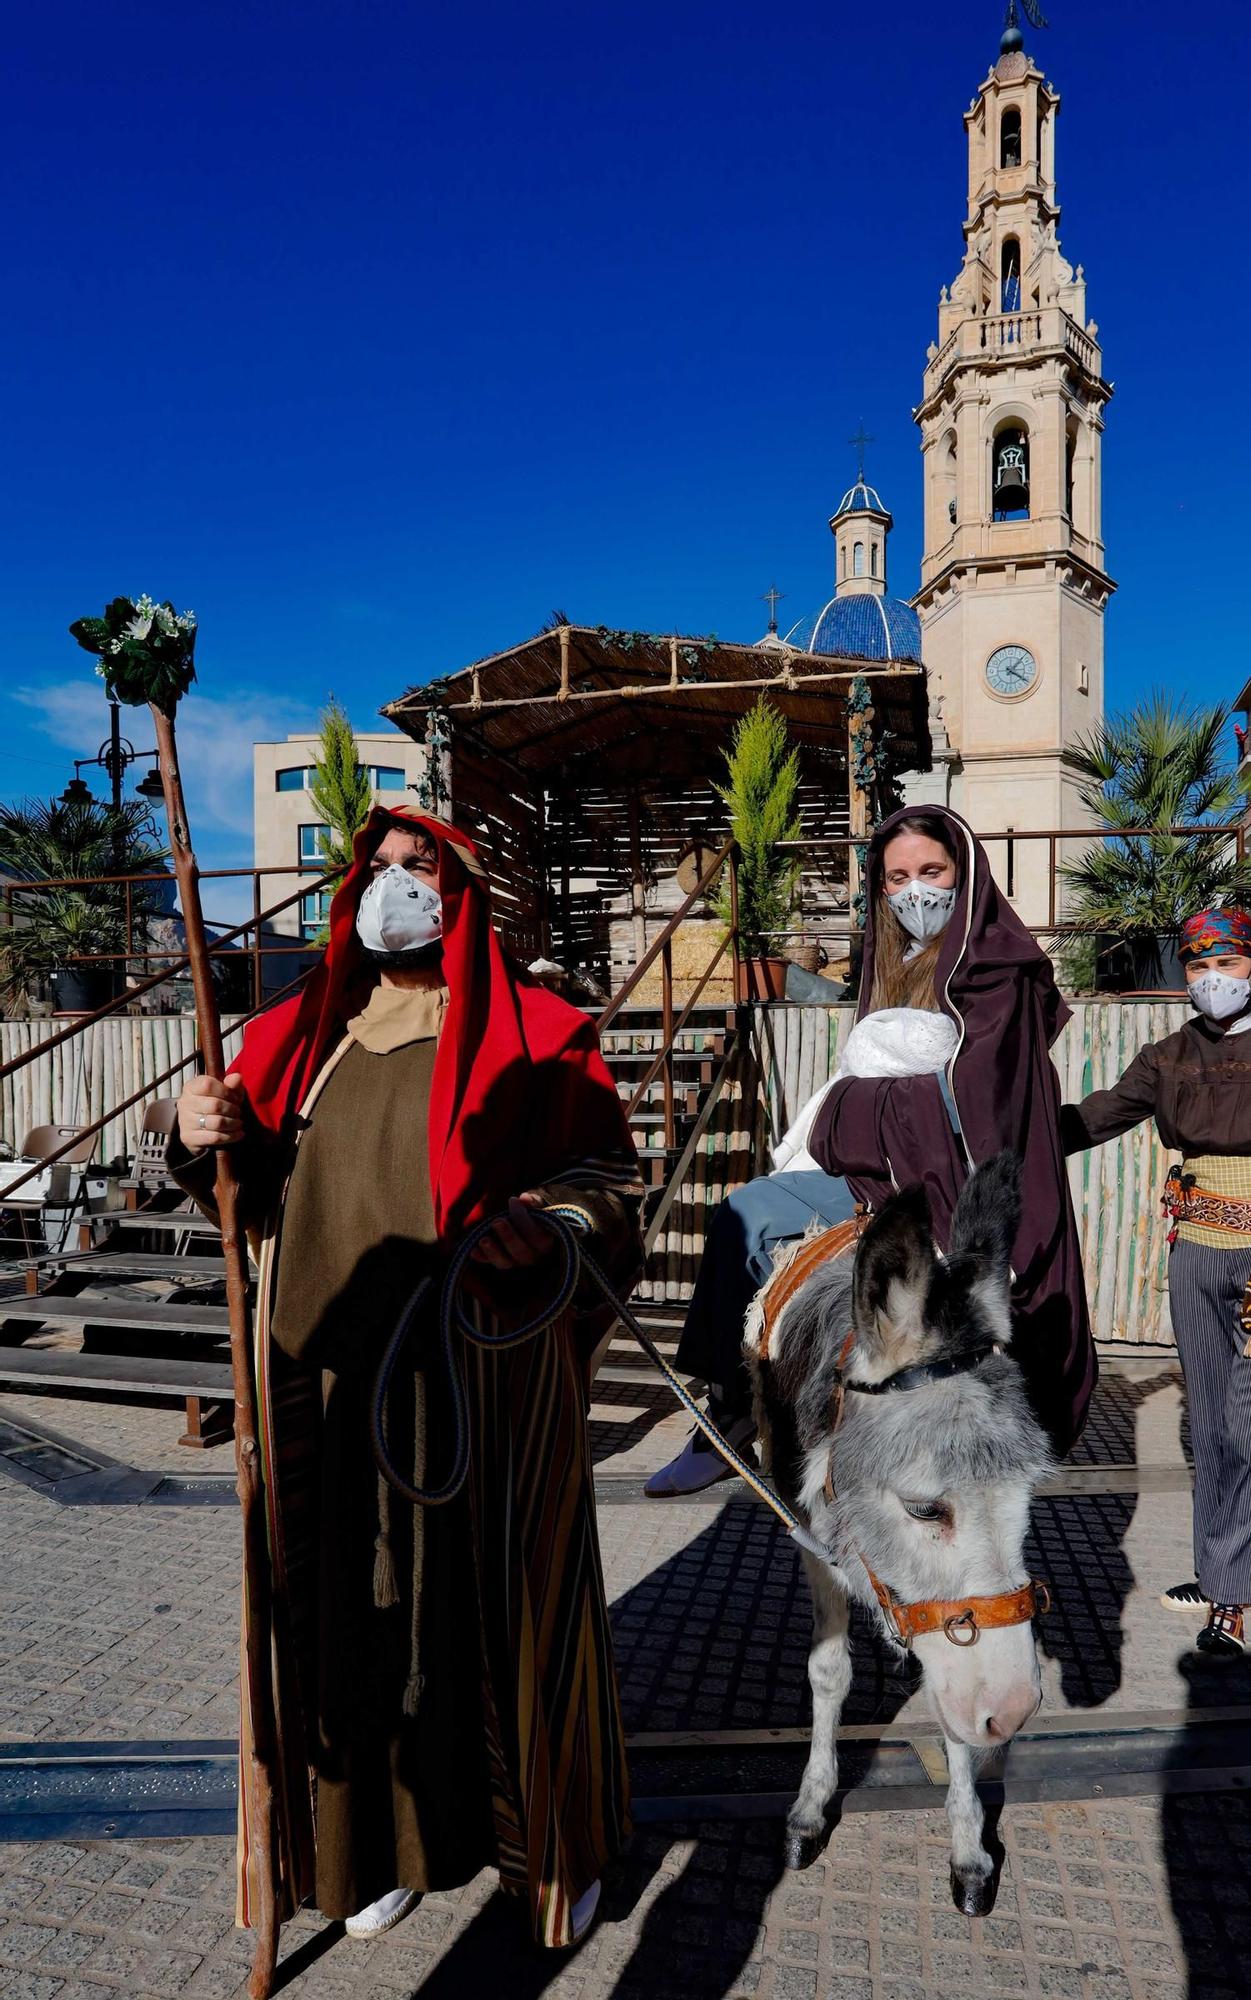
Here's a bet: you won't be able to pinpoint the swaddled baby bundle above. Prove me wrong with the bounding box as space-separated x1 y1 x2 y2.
770 1008 959 1175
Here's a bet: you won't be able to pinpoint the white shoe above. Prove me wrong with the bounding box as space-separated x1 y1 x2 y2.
344 1886 421 1939
644 1415 756 1497
570 1877 601 1942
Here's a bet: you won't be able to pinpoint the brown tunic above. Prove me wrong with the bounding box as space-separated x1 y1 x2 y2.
272 1031 492 1917
1061 1014 1251 1158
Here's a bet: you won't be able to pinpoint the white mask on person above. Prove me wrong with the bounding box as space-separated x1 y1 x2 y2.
355 866 443 956
887 879 957 943
1188 970 1251 1024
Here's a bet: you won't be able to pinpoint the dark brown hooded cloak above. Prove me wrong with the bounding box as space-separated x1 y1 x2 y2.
810 804 1095 1453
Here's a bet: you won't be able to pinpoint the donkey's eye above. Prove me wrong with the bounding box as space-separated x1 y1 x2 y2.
902 1498 952 1526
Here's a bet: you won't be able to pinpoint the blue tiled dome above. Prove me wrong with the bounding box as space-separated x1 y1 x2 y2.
834 480 889 518
786 593 923 665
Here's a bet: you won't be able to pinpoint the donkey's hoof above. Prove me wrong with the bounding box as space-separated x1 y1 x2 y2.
784 1826 825 1872
950 1865 997 1917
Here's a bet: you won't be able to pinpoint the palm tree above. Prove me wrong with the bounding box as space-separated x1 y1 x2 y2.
0 795 168 1011
1058 694 1251 987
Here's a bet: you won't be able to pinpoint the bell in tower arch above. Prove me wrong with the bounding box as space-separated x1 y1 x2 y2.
993 428 1030 516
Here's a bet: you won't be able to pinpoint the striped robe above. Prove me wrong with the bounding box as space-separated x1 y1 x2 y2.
226 1038 644 1947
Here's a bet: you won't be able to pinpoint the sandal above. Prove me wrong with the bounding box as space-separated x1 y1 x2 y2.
1194 1603 1246 1662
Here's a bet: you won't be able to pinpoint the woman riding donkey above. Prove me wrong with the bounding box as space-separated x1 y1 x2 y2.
1063 905 1251 1661
647 804 1095 1494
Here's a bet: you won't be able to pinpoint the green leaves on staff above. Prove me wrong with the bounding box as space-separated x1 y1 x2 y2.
69 594 197 713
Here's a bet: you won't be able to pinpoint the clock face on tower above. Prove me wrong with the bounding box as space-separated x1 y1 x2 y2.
985 643 1038 696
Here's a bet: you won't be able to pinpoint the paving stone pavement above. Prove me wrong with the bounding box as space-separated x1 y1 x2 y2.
2 1360 1250 1995
1 1792 1247 2000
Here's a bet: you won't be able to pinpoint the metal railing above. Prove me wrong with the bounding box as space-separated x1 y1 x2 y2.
1 863 342 1015
598 839 739 1151
775 823 1247 946
0 864 352 1203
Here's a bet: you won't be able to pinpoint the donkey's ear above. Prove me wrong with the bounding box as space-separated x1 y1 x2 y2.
948 1151 1021 1273
853 1184 935 1353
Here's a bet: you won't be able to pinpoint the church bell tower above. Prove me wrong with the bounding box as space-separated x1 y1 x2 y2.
912 11 1114 915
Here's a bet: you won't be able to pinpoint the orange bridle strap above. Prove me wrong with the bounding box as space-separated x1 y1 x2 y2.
863 1567 1051 1649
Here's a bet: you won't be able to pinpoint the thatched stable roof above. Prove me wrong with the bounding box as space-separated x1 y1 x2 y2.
382 626 930 781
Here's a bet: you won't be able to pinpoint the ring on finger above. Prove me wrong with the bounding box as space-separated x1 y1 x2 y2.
197 1115 208 1129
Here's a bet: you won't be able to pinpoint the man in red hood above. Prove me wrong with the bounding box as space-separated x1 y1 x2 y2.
174 808 643 1951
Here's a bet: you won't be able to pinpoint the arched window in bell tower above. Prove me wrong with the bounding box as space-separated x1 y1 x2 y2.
992 423 1030 520
1000 105 1021 169
943 429 958 526
853 541 865 577
870 542 879 578
1065 427 1076 519
1001 238 1021 315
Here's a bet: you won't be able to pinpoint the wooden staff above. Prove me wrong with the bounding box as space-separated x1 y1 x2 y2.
148 703 282 2000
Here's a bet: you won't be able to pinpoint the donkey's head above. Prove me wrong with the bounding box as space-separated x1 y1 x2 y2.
780 1154 1052 1749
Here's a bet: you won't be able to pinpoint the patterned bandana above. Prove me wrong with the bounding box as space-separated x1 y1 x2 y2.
1179 908 1251 963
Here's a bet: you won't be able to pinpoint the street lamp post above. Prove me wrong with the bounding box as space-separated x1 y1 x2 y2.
59 699 163 991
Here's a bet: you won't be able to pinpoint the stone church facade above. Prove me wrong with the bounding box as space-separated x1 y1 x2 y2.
907 18 1114 920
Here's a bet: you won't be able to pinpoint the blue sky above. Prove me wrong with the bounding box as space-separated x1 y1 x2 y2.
2 0 1241 900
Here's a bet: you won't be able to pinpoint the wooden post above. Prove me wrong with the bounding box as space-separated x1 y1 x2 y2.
661 937 676 1148
847 695 874 934
626 787 647 970
728 845 742 1006
148 704 281 2000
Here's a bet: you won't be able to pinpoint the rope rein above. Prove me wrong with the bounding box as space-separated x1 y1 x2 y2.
369 1204 1049 1645
370 1205 819 1548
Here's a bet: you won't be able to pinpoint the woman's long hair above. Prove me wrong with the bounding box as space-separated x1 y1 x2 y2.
866 812 962 1013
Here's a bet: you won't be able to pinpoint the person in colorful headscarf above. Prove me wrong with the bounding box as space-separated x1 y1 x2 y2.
172 809 644 1947
1062 904 1251 1662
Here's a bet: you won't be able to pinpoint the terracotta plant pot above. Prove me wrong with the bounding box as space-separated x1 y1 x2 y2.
744 956 788 1002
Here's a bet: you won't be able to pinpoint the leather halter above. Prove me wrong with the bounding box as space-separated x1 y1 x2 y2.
823 1333 1048 1652
754 1210 1051 1651
863 1570 1050 1650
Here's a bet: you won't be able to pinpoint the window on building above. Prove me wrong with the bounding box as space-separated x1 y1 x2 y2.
275 766 312 792
992 424 1031 519
298 823 330 866
1000 106 1021 169
870 543 879 578
366 764 406 791
853 542 865 577
300 886 332 941
1001 238 1021 314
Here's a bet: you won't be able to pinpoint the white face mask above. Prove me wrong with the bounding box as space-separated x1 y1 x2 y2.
1188 970 1251 1024
887 879 957 943
355 865 443 956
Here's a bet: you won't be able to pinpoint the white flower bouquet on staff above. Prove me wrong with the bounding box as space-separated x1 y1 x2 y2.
69 592 197 712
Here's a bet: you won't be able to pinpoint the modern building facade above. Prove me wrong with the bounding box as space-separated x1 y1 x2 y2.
252 730 428 938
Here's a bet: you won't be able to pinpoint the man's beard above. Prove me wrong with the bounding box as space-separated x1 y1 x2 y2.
361 941 444 972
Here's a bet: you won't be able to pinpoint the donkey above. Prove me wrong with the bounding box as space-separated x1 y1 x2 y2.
746 1152 1052 1913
